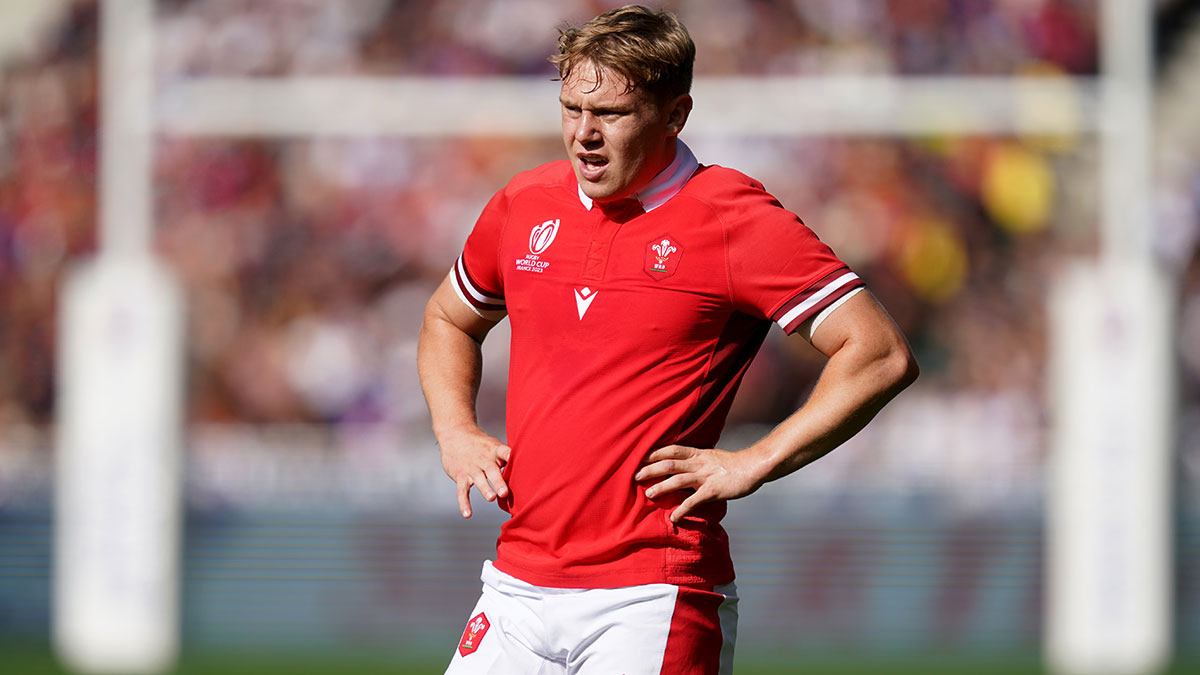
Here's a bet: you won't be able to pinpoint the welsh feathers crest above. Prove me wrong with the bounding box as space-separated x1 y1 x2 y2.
644 234 683 279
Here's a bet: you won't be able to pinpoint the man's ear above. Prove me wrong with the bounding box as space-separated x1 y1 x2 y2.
665 94 693 136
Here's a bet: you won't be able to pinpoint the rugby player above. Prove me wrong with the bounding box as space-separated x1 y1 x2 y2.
418 5 918 673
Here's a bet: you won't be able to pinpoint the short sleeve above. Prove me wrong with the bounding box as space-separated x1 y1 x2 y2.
726 181 863 335
450 188 508 321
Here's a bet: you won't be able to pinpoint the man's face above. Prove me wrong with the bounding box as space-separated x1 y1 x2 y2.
560 62 688 203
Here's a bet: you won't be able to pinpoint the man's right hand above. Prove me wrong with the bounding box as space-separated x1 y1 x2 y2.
438 425 511 518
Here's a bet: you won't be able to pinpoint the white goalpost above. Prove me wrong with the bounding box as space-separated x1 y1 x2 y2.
55 1 1171 673
55 1 183 674
1046 2 1173 674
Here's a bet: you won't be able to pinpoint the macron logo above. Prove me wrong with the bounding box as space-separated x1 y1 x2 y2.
574 287 598 319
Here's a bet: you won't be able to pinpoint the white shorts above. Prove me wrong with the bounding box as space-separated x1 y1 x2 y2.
445 561 738 675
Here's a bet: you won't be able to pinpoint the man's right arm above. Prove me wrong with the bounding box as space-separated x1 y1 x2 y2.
417 274 510 518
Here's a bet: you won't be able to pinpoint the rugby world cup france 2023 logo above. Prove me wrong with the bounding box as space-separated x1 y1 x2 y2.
529 219 560 255
517 219 558 274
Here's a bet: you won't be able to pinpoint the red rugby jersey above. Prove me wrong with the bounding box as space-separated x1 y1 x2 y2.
451 142 862 588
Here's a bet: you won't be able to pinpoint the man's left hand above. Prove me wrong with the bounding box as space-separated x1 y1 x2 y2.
634 445 767 523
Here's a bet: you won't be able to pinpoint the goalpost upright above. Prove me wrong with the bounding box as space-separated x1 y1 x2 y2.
55 1 183 673
1046 2 1174 674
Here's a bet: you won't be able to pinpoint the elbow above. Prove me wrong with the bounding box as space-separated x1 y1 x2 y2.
869 334 918 396
418 300 441 344
420 298 442 331
887 343 920 393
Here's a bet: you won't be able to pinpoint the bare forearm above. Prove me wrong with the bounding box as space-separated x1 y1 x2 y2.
751 342 916 482
636 291 916 522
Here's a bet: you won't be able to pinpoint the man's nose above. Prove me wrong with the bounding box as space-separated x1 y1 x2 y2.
575 113 601 143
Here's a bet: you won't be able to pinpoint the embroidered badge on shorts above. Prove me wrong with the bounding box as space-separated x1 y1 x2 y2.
458 612 491 657
644 234 683 280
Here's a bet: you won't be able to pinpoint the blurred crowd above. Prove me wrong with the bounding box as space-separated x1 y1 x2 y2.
3 0 1200 508
151 0 1098 78
0 2 98 429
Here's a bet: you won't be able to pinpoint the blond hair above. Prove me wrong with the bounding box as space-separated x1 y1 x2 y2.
550 5 695 101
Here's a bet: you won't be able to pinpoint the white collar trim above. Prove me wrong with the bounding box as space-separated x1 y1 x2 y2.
577 139 698 212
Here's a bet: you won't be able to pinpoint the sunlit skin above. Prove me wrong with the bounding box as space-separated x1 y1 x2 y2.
560 60 692 203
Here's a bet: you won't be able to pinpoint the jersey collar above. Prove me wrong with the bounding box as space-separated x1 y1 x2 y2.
576 139 698 213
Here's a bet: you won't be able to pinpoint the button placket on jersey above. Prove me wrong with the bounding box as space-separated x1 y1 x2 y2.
581 203 638 283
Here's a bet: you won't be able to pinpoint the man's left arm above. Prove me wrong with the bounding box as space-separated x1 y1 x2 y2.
635 290 919 522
